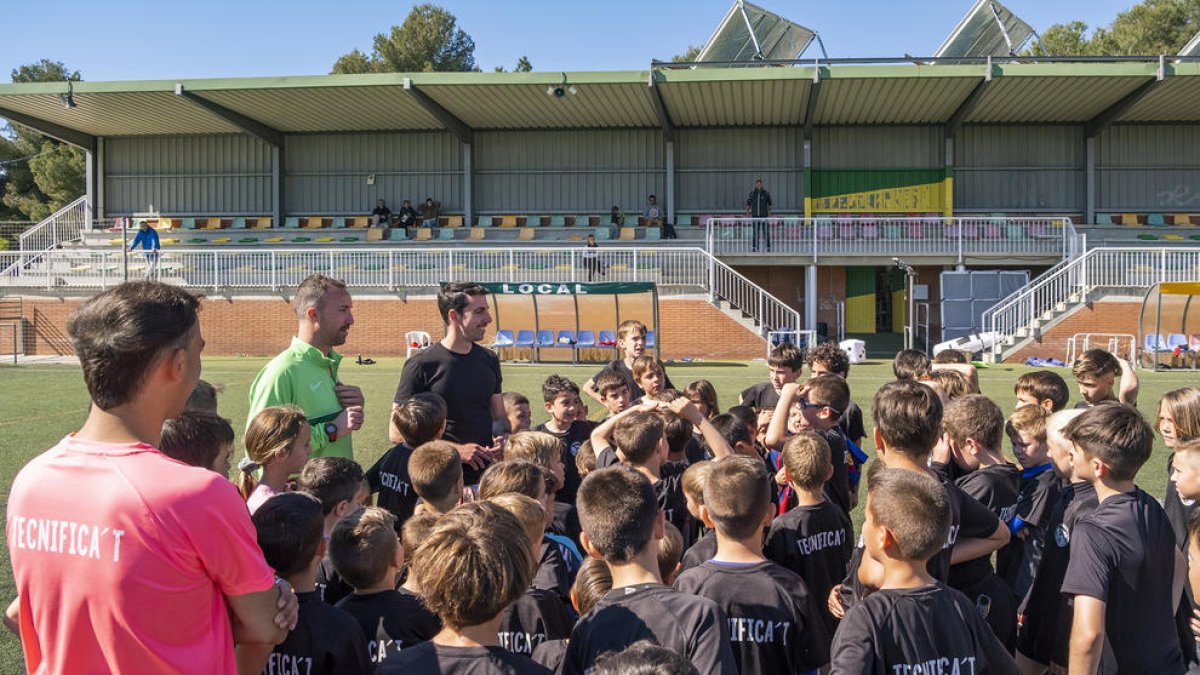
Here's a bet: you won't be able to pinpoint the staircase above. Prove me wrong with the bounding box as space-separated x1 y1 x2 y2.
982 247 1200 363
715 298 773 337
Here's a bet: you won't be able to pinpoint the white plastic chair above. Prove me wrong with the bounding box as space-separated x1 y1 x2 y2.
405 330 432 358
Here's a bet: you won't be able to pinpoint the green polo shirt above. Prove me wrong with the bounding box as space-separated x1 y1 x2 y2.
247 337 352 459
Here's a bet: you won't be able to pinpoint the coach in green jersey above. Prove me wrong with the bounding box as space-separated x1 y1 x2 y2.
248 275 364 460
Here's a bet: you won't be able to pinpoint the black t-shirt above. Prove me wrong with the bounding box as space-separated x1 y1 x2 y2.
996 464 1062 600
656 461 694 549
266 590 372 675
679 530 718 575
1060 489 1185 674
336 589 441 663
1015 480 1097 666
820 427 853 517
562 583 737 675
533 420 595 505
379 642 551 675
497 588 576 656
372 206 392 218
592 358 674 401
764 499 854 638
829 584 1019 674
945 463 1020 590
838 400 867 446
366 443 418 531
740 381 780 410
1165 453 1198 549
674 560 830 673
394 343 502 485
533 538 571 602
530 638 568 673
316 555 353 606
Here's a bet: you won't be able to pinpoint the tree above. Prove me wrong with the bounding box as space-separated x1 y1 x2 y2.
331 4 477 74
0 60 84 222
672 45 703 62
1030 0 1200 55
515 56 533 73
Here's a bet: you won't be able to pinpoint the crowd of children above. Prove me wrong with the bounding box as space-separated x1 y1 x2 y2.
25 297 1200 675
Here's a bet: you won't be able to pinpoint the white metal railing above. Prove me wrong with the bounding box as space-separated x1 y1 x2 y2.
707 255 802 334
0 245 801 334
984 247 1200 358
705 216 1080 262
15 196 91 270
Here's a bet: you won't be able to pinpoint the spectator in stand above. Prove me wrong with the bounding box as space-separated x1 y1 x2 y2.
583 234 603 281
370 199 392 226
644 195 664 226
395 200 418 232
610 206 625 226
129 220 161 279
419 198 440 228
746 179 773 252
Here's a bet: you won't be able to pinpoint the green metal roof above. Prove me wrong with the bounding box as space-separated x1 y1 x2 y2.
0 62 1197 140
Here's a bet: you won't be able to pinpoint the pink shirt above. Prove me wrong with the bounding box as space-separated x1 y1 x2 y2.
246 482 279 515
7 437 275 674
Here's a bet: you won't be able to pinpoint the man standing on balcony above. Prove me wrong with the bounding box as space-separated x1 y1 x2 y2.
129 220 160 279
746 179 773 252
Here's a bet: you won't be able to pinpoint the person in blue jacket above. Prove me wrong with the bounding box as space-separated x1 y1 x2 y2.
129 220 161 279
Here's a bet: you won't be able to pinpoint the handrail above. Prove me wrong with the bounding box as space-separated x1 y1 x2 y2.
17 196 91 269
704 216 1078 263
984 247 1200 359
0 244 801 333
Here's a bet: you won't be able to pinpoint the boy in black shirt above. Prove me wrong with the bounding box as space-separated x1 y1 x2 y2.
997 404 1061 601
396 512 443 640
367 393 446 532
674 456 830 674
249 492 372 675
533 375 593 505
1071 347 1139 408
490 494 575 657
503 392 532 434
764 431 853 641
1013 409 1093 673
409 440 464 516
740 342 805 410
829 381 1008 618
331 507 438 663
297 457 368 606
591 370 632 422
631 355 668 402
764 376 854 516
582 319 674 404
935 394 1021 649
1060 404 1184 674
379 501 551 674
530 557 612 672
679 461 716 573
829 467 1018 674
563 466 736 674
1014 370 1070 412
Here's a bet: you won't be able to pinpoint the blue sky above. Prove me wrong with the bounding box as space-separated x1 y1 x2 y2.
1 0 1139 81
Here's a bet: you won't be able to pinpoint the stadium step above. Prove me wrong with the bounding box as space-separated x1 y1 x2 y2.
714 299 770 338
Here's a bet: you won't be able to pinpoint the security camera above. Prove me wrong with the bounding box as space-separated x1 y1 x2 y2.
552 86 566 98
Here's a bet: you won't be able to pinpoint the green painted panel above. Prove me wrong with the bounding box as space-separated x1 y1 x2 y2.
811 169 945 198
846 266 876 298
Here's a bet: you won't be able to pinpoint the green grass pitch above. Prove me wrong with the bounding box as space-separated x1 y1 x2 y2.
0 355 1193 671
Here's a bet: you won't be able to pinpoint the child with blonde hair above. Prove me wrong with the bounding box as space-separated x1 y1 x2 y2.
238 405 312 514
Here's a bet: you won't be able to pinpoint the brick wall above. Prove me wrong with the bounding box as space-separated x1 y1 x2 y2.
15 295 766 361
1006 298 1142 363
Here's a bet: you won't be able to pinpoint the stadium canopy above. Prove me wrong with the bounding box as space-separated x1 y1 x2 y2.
1182 30 1200 57
1 60 1199 148
695 0 817 63
935 0 1036 58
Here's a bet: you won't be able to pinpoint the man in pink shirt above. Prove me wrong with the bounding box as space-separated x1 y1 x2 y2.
6 281 298 674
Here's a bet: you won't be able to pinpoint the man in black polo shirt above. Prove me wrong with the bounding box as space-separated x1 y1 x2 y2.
391 282 508 486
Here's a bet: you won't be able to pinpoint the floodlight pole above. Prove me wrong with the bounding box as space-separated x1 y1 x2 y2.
894 258 917 350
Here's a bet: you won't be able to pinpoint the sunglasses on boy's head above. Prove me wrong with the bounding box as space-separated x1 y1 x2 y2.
798 397 841 417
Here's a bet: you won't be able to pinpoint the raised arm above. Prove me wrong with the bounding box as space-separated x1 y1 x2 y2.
764 382 803 450
670 398 732 459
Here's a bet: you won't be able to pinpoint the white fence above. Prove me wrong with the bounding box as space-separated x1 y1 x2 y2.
0 246 802 335
705 216 1079 262
983 247 1200 357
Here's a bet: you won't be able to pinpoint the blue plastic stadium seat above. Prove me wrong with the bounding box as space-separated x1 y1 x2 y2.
1145 333 1171 352
597 330 618 348
536 330 556 349
646 330 656 349
1168 333 1190 350
556 330 576 346
491 329 515 349
576 330 596 349
515 330 536 349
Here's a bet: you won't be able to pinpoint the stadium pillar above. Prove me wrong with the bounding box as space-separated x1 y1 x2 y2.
1084 136 1095 226
95 138 105 222
272 146 283 228
806 264 817 333
463 143 473 226
665 140 675 225
943 138 954 220
802 140 812 220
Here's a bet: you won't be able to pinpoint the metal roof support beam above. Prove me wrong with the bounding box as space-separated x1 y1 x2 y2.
0 107 95 151
174 85 282 147
1085 58 1165 138
403 78 473 145
802 68 821 141
647 72 675 142
945 57 992 140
